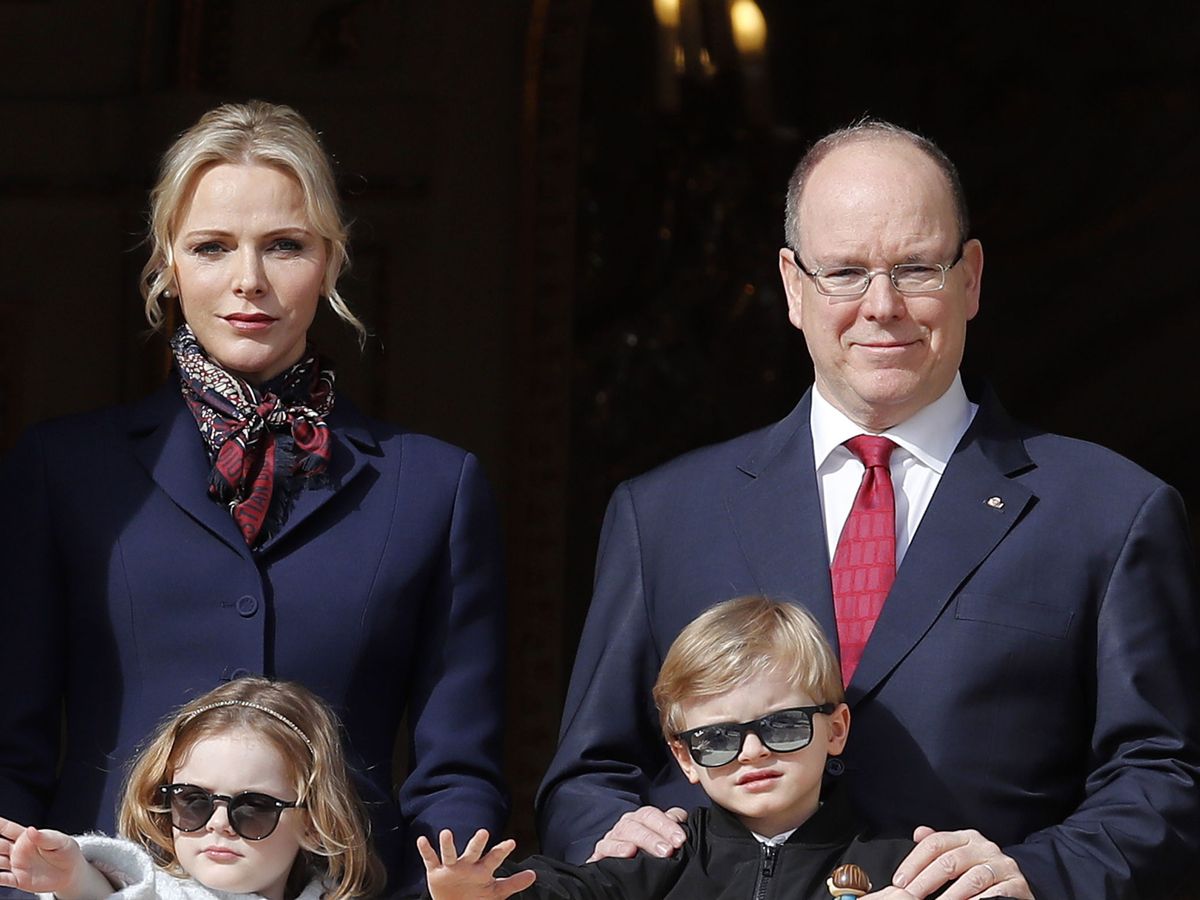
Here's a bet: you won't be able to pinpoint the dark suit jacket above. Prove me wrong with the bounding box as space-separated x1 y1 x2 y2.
536 384 1200 899
0 383 510 894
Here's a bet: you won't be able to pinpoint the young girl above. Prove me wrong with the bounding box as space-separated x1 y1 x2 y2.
0 679 384 900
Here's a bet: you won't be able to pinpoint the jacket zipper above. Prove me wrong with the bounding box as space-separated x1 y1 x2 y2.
752 843 778 900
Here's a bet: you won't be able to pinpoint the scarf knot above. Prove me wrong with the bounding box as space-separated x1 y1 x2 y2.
170 324 336 546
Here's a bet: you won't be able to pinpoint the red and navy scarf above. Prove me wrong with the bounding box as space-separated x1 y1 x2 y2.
171 325 336 546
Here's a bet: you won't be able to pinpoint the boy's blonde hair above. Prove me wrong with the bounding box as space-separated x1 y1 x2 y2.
118 678 384 900
653 596 844 740
140 99 366 345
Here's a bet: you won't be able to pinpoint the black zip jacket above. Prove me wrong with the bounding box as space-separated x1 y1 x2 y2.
454 790 989 899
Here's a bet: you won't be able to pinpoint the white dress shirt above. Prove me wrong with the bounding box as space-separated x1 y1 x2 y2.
752 825 798 844
810 374 977 566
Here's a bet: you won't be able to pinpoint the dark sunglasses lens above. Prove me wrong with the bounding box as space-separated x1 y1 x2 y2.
759 711 813 752
687 726 742 767
228 794 284 840
694 748 739 767
169 786 216 832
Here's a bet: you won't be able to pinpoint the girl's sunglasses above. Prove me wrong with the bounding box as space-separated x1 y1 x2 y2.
156 783 304 840
673 704 835 767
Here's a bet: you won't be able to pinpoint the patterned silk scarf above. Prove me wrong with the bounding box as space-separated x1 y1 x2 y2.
170 324 336 546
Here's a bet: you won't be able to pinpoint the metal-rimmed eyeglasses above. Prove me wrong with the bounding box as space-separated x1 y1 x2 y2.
673 704 835 768
155 783 304 840
789 243 964 301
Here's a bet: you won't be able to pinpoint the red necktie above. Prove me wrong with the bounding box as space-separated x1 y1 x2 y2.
831 435 897 685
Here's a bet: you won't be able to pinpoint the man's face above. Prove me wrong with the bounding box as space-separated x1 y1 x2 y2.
779 139 983 431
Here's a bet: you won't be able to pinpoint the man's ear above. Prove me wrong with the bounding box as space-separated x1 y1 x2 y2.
779 248 805 332
960 237 984 321
668 739 702 785
825 702 851 756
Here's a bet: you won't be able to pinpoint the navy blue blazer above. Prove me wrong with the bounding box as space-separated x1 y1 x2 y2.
0 383 509 894
536 384 1200 899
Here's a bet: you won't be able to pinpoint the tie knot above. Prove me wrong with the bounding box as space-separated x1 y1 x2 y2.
845 434 896 469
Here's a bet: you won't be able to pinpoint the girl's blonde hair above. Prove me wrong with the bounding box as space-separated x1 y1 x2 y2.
653 595 845 740
140 99 366 345
118 678 384 900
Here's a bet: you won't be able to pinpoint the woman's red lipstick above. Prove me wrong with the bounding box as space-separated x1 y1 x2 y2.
224 312 275 331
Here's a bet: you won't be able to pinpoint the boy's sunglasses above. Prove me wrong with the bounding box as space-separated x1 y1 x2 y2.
155 783 303 840
674 704 836 767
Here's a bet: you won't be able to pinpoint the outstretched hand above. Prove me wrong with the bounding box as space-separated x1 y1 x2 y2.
417 828 537 900
0 816 88 895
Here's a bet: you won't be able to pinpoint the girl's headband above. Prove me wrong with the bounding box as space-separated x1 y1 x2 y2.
182 699 314 752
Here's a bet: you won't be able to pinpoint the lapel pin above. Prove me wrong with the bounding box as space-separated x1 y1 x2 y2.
986 496 1004 510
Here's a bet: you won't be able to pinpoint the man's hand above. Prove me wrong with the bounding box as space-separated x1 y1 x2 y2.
416 828 537 900
586 806 688 861
888 826 1034 899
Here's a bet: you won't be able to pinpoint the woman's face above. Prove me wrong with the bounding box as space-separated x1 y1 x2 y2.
171 163 327 384
170 727 308 900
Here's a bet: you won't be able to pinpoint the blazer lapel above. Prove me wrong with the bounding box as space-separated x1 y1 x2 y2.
850 388 1037 700
127 383 249 557
127 386 381 559
726 391 840 645
254 396 380 554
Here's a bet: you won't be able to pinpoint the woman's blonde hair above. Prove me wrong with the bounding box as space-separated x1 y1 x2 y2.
118 678 385 900
140 99 366 344
653 596 845 740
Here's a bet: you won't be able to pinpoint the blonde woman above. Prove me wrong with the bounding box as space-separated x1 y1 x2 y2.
0 101 508 896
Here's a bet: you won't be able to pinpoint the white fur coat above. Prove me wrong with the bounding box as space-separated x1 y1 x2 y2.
37 836 325 900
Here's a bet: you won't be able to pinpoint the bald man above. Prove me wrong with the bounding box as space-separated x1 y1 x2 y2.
536 121 1200 900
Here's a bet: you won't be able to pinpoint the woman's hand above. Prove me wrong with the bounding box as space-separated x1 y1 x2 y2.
417 828 537 900
0 816 89 896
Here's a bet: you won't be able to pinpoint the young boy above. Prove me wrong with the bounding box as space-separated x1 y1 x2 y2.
419 596 985 899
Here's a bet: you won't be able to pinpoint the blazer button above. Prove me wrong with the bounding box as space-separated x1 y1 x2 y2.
236 595 259 617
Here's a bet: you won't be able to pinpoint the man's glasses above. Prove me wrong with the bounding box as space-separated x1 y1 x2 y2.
674 704 835 767
790 244 964 301
155 783 303 840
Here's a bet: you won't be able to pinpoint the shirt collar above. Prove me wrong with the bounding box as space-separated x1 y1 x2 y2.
752 826 798 845
811 374 976 474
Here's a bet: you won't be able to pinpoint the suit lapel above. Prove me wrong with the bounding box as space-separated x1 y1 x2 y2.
850 388 1037 700
254 396 379 554
127 385 381 559
127 383 249 557
726 391 840 646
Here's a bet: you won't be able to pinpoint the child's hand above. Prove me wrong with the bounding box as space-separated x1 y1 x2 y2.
0 816 88 895
417 828 537 900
